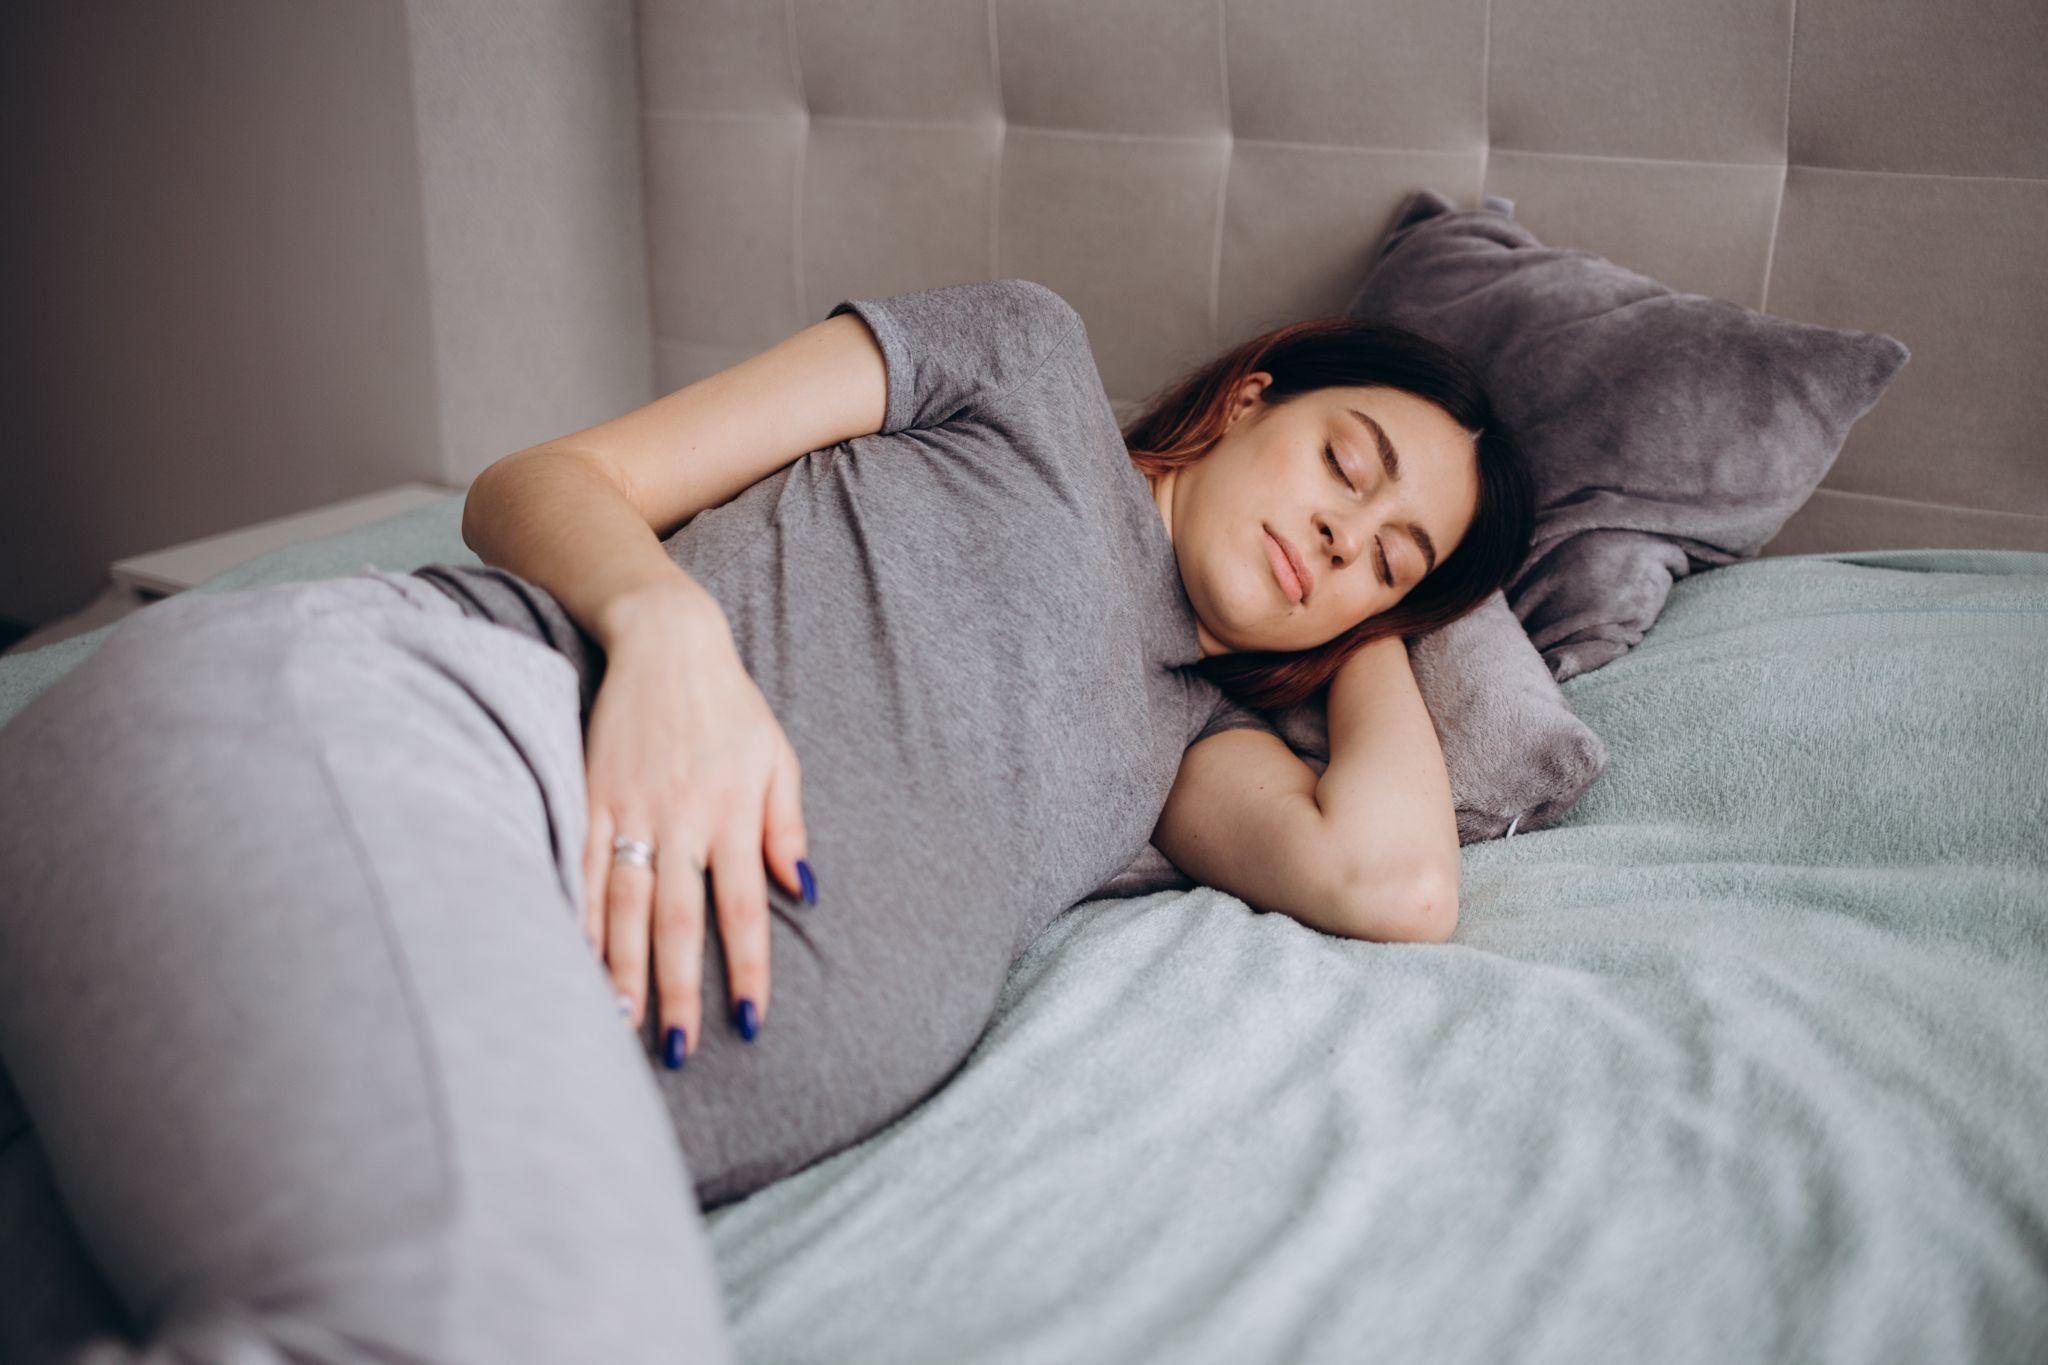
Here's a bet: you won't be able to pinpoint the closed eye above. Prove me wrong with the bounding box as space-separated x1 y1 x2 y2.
1324 443 1354 492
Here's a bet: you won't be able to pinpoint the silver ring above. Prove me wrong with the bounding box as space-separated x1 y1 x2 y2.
612 834 655 869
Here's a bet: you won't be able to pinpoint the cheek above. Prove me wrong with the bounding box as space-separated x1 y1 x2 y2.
1341 577 1384 625
1254 440 1297 483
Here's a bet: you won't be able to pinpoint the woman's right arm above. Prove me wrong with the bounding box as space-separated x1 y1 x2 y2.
458 308 889 653
461 449 728 650
456 309 888 1061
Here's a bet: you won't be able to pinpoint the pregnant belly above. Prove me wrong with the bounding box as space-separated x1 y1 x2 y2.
641 809 1020 1211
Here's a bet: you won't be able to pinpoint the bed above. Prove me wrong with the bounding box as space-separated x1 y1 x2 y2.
5 497 2045 1362
7 0 2046 1360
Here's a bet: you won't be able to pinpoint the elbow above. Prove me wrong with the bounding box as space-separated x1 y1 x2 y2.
1337 860 1460 944
457 471 491 555
459 455 522 555
1408 866 1460 943
458 446 593 557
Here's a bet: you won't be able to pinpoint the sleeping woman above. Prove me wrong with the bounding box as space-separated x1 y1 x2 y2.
0 279 1532 1363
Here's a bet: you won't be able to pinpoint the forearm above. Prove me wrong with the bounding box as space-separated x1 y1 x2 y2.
459 450 729 652
1314 634 1461 934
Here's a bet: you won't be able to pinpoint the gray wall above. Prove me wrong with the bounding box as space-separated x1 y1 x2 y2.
2 0 653 631
635 0 2048 560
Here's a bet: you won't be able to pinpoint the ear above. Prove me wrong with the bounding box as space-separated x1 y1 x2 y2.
1227 370 1274 426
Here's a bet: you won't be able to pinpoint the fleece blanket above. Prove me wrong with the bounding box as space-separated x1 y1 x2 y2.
3 508 2043 1363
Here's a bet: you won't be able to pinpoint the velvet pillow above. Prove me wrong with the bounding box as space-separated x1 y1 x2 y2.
1350 189 1912 682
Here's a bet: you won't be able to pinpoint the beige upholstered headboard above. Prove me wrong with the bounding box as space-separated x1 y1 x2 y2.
629 0 2047 556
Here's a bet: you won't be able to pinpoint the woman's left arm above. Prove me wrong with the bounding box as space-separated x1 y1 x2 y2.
1315 634 1462 941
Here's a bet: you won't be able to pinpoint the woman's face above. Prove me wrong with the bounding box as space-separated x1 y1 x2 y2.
1149 374 1482 657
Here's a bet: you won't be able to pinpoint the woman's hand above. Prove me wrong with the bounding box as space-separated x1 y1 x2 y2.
579 592 814 1065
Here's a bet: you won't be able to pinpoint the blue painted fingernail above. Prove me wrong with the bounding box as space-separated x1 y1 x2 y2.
796 858 817 906
734 997 759 1042
663 1026 687 1070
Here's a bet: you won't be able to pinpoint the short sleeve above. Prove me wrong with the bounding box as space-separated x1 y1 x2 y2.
1191 686 1286 749
827 278 1082 435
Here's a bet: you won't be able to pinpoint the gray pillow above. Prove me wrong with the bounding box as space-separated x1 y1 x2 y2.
1350 189 1912 682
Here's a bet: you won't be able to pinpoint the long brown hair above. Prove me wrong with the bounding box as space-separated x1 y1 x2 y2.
1123 317 1536 713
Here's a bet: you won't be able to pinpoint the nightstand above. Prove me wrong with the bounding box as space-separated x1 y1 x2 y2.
108 482 461 595
4 483 463 658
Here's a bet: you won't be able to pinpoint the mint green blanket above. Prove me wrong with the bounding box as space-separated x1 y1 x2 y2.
699 547 2047 1365
5 501 2044 1362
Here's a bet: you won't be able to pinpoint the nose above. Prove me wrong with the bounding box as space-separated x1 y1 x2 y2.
1315 507 1366 574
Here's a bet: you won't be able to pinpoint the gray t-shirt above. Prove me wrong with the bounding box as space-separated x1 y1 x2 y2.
415 280 1291 1204
414 278 1275 932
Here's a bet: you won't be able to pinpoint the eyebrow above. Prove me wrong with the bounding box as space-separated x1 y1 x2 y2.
1345 407 1438 577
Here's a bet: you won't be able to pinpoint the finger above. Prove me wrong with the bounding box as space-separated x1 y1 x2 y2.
764 742 814 907
651 822 709 1066
605 818 657 1028
710 821 772 1037
581 802 615 957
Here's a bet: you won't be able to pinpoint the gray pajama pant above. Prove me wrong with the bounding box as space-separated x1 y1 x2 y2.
0 570 736 1363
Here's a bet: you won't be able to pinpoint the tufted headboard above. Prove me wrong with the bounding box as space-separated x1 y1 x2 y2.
628 0 2047 556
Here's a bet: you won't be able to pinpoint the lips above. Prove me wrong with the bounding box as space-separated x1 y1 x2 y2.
1264 525 1312 605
